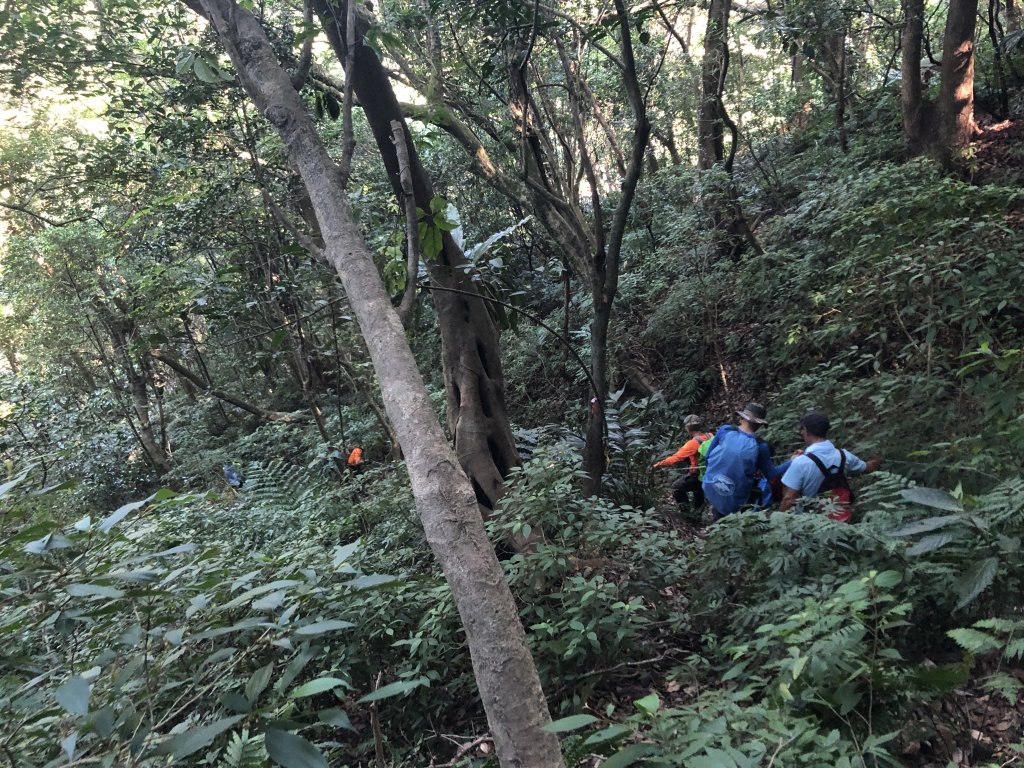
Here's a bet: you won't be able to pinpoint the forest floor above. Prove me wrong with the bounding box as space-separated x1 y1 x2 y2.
973 113 1024 186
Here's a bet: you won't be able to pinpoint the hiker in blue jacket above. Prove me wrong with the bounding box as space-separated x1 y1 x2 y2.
701 402 791 520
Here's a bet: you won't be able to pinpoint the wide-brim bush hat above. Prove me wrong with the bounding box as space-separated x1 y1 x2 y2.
683 414 703 427
736 402 768 425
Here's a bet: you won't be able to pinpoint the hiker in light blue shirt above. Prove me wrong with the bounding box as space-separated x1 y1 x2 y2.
780 410 881 515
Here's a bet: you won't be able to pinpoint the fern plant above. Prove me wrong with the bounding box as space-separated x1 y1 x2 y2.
219 729 268 768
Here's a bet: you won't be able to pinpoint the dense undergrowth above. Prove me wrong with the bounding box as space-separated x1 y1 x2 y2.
3 85 1024 767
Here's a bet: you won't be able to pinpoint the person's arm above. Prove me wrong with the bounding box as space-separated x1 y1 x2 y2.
779 485 800 512
757 441 789 480
844 450 881 475
653 440 696 469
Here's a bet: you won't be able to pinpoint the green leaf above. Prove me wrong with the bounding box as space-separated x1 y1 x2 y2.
100 496 152 534
246 663 274 705
318 708 356 731
955 557 999 609
290 677 346 698
264 729 327 768
889 515 962 538
193 58 221 84
294 620 355 636
872 570 902 588
633 691 660 715
357 676 428 703
56 676 90 716
343 574 402 591
900 486 964 512
66 583 125 599
600 743 656 768
156 715 245 759
906 532 956 556
584 723 632 746
542 714 598 733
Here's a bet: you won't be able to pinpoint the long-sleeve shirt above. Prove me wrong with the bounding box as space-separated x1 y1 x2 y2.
653 432 712 473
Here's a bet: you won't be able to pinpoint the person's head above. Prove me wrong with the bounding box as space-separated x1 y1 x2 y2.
683 414 704 434
736 402 768 432
798 410 830 442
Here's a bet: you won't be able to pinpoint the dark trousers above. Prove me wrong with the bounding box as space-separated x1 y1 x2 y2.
672 473 704 513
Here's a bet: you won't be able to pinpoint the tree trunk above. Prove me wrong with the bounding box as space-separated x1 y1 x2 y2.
183 2 563 765
901 0 926 153
1006 0 1021 31
698 0 731 170
312 0 520 514
937 0 979 157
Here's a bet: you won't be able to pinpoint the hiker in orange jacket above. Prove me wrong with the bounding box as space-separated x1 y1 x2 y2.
653 414 713 519
346 446 364 474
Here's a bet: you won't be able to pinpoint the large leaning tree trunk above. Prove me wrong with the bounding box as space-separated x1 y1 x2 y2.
937 0 979 159
311 0 520 516
179 1 564 765
901 0 927 154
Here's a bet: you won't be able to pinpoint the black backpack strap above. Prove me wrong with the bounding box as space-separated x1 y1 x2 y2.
805 452 831 477
838 451 846 474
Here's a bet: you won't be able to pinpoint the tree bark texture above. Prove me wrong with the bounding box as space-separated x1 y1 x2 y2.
901 0 926 153
311 0 520 515
182 2 563 765
698 0 733 171
938 0 979 155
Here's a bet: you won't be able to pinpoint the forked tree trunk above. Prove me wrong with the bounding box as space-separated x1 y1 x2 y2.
312 0 520 515
182 2 563 765
901 0 926 153
937 0 979 157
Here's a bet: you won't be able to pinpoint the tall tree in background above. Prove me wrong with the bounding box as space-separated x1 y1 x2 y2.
937 0 979 157
900 0 927 153
387 0 651 495
178 0 565 765
308 0 520 515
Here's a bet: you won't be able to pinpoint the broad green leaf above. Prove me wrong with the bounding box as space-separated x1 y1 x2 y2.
246 663 274 705
900 486 964 512
542 714 598 733
872 570 902 588
290 677 346 698
264 729 327 768
955 557 1000 609
294 620 355 636
220 580 302 610
889 515 961 538
633 692 660 715
343 574 402 591
24 532 73 554
61 733 77 760
56 677 90 715
584 723 632 746
906 532 956 556
100 496 152 534
66 583 125 599
193 58 221 84
318 708 356 731
155 715 244 759
357 676 428 703
601 743 656 768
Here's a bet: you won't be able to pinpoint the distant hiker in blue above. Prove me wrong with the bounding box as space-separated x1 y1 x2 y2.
701 402 790 520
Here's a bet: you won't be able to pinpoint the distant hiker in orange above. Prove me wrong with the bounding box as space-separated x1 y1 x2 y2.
653 414 713 520
346 446 364 474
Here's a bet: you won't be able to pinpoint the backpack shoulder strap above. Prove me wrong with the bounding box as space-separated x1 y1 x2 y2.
838 450 847 474
805 452 830 477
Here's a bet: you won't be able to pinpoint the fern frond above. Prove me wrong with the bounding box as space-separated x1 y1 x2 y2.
218 729 268 768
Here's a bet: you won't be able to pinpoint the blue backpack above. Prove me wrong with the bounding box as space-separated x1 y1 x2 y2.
701 426 764 517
